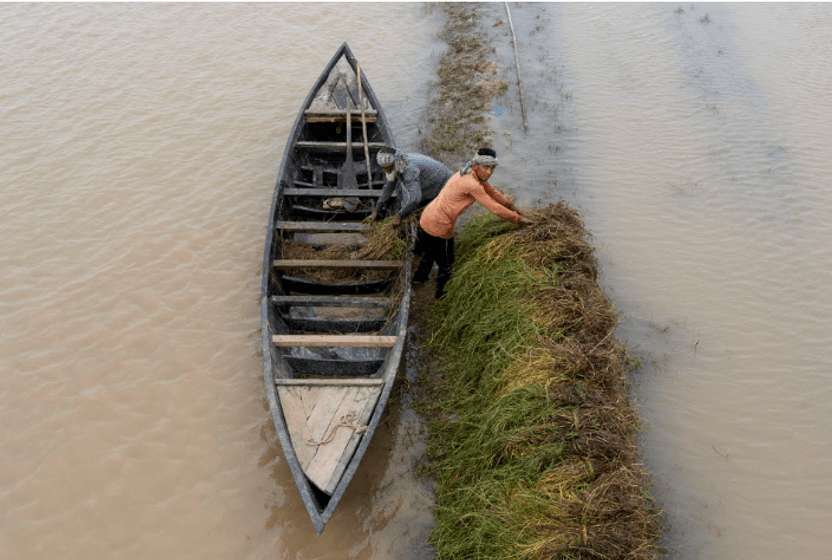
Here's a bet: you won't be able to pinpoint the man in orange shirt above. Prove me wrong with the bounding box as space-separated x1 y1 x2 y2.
414 148 531 300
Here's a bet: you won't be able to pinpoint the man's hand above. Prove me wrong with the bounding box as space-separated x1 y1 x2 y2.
363 210 378 224
508 204 528 217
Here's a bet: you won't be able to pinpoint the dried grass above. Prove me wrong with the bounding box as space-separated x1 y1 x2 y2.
418 202 662 559
280 216 410 283
413 4 662 556
355 218 410 261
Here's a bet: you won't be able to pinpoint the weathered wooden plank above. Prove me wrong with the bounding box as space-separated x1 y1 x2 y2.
274 221 370 232
320 386 380 494
297 141 387 150
271 295 391 307
306 386 348 444
283 188 383 197
305 385 380 493
303 116 377 123
276 386 317 469
297 386 320 424
272 335 398 347
290 206 373 223
274 378 384 386
304 109 377 117
307 65 343 113
273 259 399 270
304 112 377 123
331 73 353 110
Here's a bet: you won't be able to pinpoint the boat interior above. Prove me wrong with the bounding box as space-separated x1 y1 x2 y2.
263 51 411 509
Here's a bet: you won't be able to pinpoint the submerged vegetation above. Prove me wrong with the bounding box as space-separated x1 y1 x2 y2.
410 3 664 558
424 3 508 169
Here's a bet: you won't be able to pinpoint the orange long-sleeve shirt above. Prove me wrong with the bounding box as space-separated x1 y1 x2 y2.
419 171 521 239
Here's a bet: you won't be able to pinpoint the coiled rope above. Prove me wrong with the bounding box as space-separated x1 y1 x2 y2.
306 412 368 446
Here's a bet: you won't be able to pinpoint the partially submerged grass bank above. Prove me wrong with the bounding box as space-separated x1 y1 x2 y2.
423 3 507 169
414 206 662 559
410 4 663 558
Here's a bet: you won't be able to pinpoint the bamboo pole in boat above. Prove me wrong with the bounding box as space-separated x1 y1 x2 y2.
357 64 373 189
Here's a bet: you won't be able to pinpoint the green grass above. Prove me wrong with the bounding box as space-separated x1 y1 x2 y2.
428 385 579 559
418 211 662 560
423 214 569 558
427 217 546 400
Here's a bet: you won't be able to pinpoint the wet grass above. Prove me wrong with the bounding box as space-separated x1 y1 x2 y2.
414 207 663 559
422 3 507 169
411 4 664 557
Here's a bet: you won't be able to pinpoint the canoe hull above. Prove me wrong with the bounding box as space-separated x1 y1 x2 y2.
260 43 410 534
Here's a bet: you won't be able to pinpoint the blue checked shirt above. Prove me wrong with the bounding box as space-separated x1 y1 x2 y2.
373 153 454 218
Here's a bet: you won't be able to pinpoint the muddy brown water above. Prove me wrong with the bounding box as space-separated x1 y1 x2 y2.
2 3 832 559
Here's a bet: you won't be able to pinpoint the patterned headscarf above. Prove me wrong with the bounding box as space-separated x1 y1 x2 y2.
472 151 499 167
377 148 407 173
460 149 499 176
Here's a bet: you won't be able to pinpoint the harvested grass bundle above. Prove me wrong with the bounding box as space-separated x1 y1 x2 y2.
484 202 598 279
418 202 662 559
280 240 362 284
279 216 409 284
355 217 409 261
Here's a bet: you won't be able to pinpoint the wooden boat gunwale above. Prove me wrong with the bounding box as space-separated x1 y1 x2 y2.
260 42 410 534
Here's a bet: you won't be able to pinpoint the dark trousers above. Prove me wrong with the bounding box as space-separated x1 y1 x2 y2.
413 227 455 299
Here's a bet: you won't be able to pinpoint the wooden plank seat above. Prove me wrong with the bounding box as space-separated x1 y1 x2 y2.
304 109 378 116
284 188 385 197
297 141 387 150
292 180 383 190
273 259 400 270
274 378 384 386
304 115 378 123
275 221 371 233
304 109 378 123
271 295 392 307
272 334 398 347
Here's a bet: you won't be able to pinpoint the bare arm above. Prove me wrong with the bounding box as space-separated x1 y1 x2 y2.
471 182 522 223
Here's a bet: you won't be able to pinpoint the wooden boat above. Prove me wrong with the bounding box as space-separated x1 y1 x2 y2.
260 43 412 534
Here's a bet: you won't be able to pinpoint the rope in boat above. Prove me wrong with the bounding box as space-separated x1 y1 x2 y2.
306 412 368 446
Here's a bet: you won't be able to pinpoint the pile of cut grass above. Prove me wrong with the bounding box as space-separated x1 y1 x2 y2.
355 216 410 261
280 216 408 284
418 203 662 559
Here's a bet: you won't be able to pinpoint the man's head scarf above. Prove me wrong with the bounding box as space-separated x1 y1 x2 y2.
377 148 407 174
461 148 498 176
472 150 498 167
